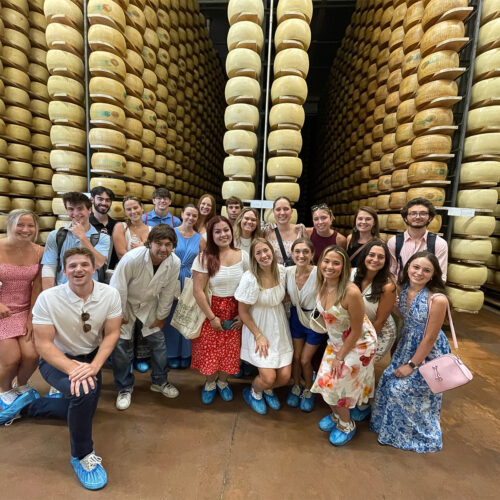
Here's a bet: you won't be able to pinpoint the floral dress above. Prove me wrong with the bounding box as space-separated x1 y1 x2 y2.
370 284 451 453
311 298 377 408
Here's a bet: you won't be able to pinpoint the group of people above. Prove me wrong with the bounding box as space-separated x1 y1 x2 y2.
0 189 453 490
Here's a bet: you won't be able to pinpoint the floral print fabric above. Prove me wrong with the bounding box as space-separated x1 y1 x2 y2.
311 300 377 408
370 284 451 453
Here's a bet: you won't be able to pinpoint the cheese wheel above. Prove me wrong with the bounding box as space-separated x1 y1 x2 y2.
50 150 86 174
44 0 84 27
46 23 84 55
125 139 143 160
412 134 452 159
0 196 11 212
37 216 56 231
125 182 143 197
267 157 302 179
265 182 300 202
396 99 417 124
1 46 29 72
2 8 30 35
391 169 408 188
225 76 261 105
377 175 391 192
223 130 258 155
420 21 466 57
464 133 500 159
3 86 30 109
227 21 264 52
271 76 308 105
447 264 487 287
223 155 256 179
5 124 31 143
268 130 303 155
222 180 255 200
393 145 413 167
52 174 87 193
142 166 156 183
395 123 415 146
376 194 390 210
88 24 126 57
227 0 264 25
11 198 35 211
48 75 84 104
422 0 470 31
91 152 126 174
407 161 448 183
89 51 126 81
50 125 86 151
88 0 126 31
224 104 259 131
451 238 493 262
453 216 496 237
274 48 309 78
269 103 305 130
8 161 32 178
90 103 126 129
478 18 500 53
124 161 143 179
467 106 500 134
474 48 500 82
276 0 313 23
406 187 446 206
8 176 35 195
226 48 261 79
389 191 408 209
35 199 53 214
470 77 500 108
413 107 454 135
274 19 311 51
89 128 126 152
402 49 422 77
33 167 53 183
459 161 500 185
90 177 126 197
457 189 498 209
387 214 407 231
48 101 85 128
415 80 459 110
417 50 461 84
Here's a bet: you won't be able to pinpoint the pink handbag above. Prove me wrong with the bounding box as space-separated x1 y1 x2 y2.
418 294 473 394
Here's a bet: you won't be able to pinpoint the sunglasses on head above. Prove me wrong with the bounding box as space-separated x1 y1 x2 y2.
81 311 91 333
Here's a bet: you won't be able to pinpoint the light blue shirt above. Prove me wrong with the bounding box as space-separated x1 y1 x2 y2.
142 210 181 227
41 224 111 285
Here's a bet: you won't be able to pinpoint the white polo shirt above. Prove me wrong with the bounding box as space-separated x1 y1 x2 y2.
32 281 122 356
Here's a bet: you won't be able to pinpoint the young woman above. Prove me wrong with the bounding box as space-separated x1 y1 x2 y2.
306 204 347 264
311 246 377 446
0 209 42 411
113 197 151 259
191 216 248 404
371 251 451 453
346 206 380 268
285 238 322 412
233 207 261 254
112 197 152 372
350 240 397 421
264 197 307 265
165 204 206 369
235 238 292 414
194 193 217 240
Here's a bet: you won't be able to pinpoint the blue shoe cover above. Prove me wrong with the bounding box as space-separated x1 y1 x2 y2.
201 386 216 405
350 406 371 422
217 384 233 402
243 387 267 415
263 391 281 410
70 453 108 490
318 414 337 432
0 389 39 425
329 425 356 446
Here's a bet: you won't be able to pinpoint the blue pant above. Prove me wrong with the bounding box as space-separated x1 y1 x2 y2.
22 355 101 460
112 330 168 391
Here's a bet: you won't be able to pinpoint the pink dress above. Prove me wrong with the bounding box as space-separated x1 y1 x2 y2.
0 263 40 339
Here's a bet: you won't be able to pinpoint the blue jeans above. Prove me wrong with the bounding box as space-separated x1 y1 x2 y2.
22 353 101 460
112 330 168 391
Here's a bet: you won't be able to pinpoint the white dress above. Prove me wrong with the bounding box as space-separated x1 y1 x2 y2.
234 266 293 368
235 236 251 255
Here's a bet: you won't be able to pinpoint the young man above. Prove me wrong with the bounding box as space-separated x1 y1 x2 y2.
387 198 448 281
109 224 181 410
225 196 243 226
41 192 110 288
0 248 122 490
142 187 181 227
89 186 117 236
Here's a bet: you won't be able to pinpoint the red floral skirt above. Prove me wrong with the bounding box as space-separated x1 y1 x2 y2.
191 296 241 376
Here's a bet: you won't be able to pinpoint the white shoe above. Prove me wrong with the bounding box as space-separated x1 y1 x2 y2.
150 382 179 398
116 391 132 410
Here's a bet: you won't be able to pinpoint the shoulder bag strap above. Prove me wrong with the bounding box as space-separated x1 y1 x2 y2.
348 242 368 262
425 293 458 349
274 227 289 263
426 232 437 254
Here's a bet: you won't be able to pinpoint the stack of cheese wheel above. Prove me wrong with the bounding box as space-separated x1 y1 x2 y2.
45 0 87 227
263 0 312 218
1 0 35 214
222 0 263 203
30 0 55 239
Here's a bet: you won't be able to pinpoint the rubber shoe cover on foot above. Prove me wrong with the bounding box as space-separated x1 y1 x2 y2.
350 406 371 422
217 384 233 402
47 386 62 399
135 361 149 373
0 388 39 425
263 391 281 410
318 414 337 432
70 451 107 490
243 387 267 415
286 386 301 407
201 386 216 405
151 382 179 398
168 358 180 369
329 425 356 446
299 390 315 413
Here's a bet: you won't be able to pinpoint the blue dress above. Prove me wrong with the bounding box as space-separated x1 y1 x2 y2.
164 229 202 361
370 284 451 453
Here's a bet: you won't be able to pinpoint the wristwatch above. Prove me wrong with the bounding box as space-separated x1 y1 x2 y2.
408 360 417 370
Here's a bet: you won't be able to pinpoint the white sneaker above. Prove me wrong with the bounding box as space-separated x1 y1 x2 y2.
150 382 179 398
116 391 132 411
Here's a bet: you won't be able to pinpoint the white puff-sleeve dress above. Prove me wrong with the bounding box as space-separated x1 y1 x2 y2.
234 266 293 369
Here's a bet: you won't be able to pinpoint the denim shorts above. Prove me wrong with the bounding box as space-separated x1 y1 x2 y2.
290 306 325 346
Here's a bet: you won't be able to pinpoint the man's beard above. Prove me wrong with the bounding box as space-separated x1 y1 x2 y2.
94 205 109 214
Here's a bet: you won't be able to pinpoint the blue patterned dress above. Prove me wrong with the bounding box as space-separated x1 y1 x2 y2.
165 229 202 361
370 284 451 452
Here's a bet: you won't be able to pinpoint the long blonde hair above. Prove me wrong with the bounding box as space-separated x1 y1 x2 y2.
249 237 280 289
6 209 39 241
316 245 351 305
233 207 261 247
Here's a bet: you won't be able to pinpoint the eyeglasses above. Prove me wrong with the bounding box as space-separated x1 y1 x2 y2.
81 311 91 333
407 211 429 217
153 197 170 201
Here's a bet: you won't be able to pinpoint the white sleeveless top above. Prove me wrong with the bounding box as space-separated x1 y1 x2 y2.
122 222 152 251
285 265 317 311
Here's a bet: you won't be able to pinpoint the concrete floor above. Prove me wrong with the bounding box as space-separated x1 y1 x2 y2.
2 307 500 500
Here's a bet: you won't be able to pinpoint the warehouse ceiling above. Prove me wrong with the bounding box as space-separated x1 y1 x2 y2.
199 0 357 114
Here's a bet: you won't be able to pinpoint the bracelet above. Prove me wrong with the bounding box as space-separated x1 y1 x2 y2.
209 315 216 322
255 332 263 341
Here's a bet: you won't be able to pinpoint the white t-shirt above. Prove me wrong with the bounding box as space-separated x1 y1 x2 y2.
191 251 249 296
32 281 122 355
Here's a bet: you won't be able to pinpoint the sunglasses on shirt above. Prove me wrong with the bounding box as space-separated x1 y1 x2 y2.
81 311 91 333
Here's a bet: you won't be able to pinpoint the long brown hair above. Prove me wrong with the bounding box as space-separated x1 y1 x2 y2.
199 216 235 277
399 251 446 293
350 206 380 247
249 237 280 289
233 207 261 246
316 245 351 306
194 193 216 231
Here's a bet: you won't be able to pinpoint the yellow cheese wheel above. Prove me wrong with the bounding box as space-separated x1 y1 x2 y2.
268 130 303 155
224 103 259 131
404 1 425 31
1 67 30 91
90 177 126 197
50 125 86 151
451 238 493 261
470 77 500 108
420 20 466 57
407 161 448 183
124 161 143 179
88 24 126 57
274 48 309 78
52 173 87 193
417 50 461 85
48 101 85 128
5 124 31 143
1 46 29 72
48 75 84 104
88 0 126 31
387 214 407 231
396 99 417 124
0 196 11 211
389 191 408 209
226 48 261 79
32 134 52 150
376 194 390 210
32 117 51 135
124 139 143 160
227 0 264 25
227 21 264 52
415 80 459 110
125 182 143 197
376 175 391 192
225 76 261 105
446 286 484 311
393 145 413 167
412 134 452 159
265 181 299 202
51 197 66 215
50 150 86 174
35 199 53 214
271 76 308 105
11 198 35 211
459 161 500 185
474 48 500 82
90 103 126 129
46 23 84 55
8 161 32 178
274 18 311 51
37 216 56 230
89 51 126 81
467 106 500 134
141 166 156 183
91 152 126 174
447 263 487 287
4 105 32 127
413 107 454 135
44 0 84 27
402 49 422 78
2 8 30 35
126 3 147 34
223 155 256 179
407 187 446 206
269 103 305 130
3 86 30 109
422 0 470 31
464 133 500 158
2 28 30 55
276 0 313 23
124 49 144 77
222 180 255 201
478 18 500 53
267 157 302 179
33 167 53 183
453 215 496 236
89 128 126 152
7 143 33 162
124 73 144 98
457 188 498 209
223 130 258 155
395 123 415 146
391 169 408 188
